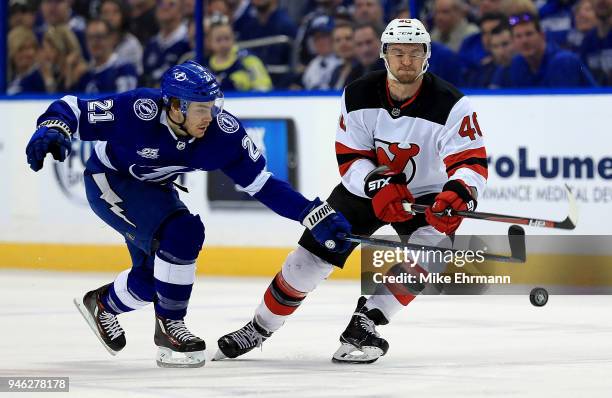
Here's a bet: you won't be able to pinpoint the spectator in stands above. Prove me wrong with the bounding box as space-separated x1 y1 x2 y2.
129 0 159 44
493 12 596 87
39 25 88 92
580 0 612 85
38 0 89 60
564 0 598 51
329 22 359 89
467 23 515 86
353 0 385 28
9 0 37 30
7 26 46 95
479 0 505 16
295 0 345 67
207 0 231 18
100 0 144 74
206 18 272 91
538 0 577 45
459 12 507 69
233 0 298 88
487 24 517 85
71 19 138 93
431 0 479 52
302 15 342 89
351 22 385 81
141 0 191 87
228 0 252 24
183 0 195 20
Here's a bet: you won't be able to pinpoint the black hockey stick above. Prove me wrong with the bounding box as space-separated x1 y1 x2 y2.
340 225 526 263
403 186 577 229
368 165 578 230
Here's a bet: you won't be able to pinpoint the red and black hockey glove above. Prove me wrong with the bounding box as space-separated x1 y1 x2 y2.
364 168 414 223
425 179 477 235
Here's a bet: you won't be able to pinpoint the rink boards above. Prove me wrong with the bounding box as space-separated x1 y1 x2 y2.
1 93 611 283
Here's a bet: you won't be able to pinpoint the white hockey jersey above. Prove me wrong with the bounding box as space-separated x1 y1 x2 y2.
336 71 487 199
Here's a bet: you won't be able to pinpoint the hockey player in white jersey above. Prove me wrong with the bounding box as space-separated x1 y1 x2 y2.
215 19 488 364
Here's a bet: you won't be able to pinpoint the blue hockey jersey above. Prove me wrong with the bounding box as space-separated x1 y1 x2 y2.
36 88 311 220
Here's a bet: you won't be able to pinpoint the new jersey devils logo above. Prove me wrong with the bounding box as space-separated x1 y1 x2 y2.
375 139 420 182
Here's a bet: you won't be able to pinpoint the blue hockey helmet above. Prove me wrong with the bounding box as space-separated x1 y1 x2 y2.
161 60 224 118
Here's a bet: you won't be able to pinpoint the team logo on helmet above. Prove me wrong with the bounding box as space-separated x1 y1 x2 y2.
133 98 158 121
217 113 239 134
174 71 187 81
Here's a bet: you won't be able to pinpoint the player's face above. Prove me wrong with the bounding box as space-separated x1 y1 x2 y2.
184 101 215 138
386 43 427 84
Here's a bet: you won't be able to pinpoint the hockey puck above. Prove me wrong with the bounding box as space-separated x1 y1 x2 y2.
529 287 548 307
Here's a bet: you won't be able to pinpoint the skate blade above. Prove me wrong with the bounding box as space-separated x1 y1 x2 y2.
73 297 119 357
211 349 228 361
331 343 383 364
156 347 206 368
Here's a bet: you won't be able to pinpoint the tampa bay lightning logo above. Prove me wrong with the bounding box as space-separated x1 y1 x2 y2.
129 165 191 182
133 98 158 121
174 71 187 81
217 113 239 134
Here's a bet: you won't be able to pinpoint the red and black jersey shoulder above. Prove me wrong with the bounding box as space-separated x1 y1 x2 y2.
344 71 465 126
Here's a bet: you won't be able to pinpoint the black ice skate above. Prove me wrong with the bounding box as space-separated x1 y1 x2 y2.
73 284 126 356
213 318 272 360
332 296 389 364
154 315 206 368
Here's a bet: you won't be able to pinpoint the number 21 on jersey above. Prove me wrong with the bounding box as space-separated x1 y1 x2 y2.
88 100 114 123
458 112 482 140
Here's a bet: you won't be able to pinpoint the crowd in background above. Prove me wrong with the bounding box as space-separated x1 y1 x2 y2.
6 0 612 95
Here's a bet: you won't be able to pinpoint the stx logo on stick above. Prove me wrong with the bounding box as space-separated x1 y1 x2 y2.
368 177 391 192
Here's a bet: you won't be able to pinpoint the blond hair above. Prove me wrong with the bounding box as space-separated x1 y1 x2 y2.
8 26 38 79
43 24 83 61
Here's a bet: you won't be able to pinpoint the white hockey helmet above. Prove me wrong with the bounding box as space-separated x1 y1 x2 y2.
380 19 432 80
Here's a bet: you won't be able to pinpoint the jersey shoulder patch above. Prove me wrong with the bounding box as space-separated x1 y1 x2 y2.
133 97 159 121
217 112 240 134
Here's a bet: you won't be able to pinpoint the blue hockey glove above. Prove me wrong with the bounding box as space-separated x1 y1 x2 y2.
26 124 72 172
300 198 352 253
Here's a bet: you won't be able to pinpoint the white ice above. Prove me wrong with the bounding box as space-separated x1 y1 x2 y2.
2 270 612 398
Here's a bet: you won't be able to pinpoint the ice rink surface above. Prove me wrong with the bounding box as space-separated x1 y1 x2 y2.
2 270 612 398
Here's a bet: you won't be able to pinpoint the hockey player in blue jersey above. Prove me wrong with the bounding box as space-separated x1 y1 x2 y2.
25 60 351 368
